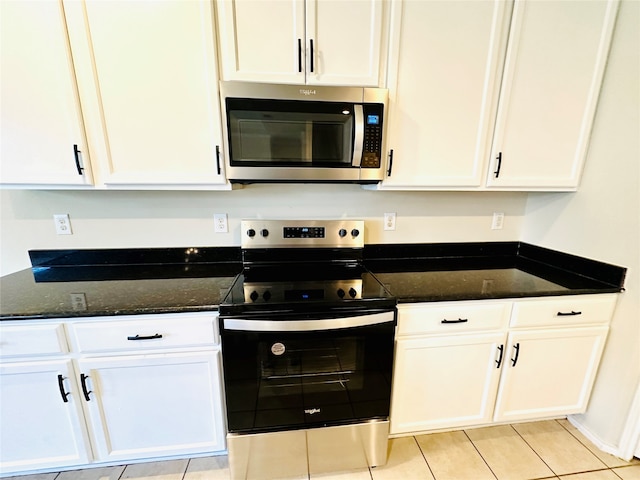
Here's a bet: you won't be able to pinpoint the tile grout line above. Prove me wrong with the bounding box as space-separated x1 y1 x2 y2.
412 435 438 480
181 458 191 480
508 423 559 477
462 429 499 480
554 418 611 470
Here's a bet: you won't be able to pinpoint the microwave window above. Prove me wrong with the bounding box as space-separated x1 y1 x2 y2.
227 102 354 167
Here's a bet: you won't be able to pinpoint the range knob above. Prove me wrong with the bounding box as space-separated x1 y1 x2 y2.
351 229 360 238
337 288 345 298
348 287 357 298
249 291 259 302
262 291 271 301
338 228 347 238
247 229 256 238
260 229 269 238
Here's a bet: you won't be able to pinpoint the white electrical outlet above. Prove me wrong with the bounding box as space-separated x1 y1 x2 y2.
491 212 504 230
214 213 228 233
384 212 396 231
70 293 87 311
53 214 72 235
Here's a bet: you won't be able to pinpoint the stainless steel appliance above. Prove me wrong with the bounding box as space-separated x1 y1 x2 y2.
219 82 388 184
219 220 396 480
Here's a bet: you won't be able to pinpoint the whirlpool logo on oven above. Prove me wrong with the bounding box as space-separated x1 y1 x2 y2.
305 408 321 415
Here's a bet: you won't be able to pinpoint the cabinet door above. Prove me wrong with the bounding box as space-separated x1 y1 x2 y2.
216 0 306 84
493 326 609 423
0 0 92 186
77 351 225 462
390 332 505 434
381 0 510 188
486 0 619 189
0 360 91 474
305 0 383 86
66 0 226 185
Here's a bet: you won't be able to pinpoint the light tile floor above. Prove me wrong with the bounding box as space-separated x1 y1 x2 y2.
8 420 640 480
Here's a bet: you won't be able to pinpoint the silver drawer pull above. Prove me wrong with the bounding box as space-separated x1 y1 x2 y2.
441 318 469 324
127 333 163 341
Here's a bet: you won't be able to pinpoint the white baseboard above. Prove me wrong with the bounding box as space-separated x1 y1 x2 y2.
568 414 637 461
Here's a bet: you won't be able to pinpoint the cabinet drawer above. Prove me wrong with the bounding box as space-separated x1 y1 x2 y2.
510 294 617 328
68 313 218 353
0 323 68 357
397 301 511 336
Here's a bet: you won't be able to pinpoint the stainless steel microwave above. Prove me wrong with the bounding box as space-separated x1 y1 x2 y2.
219 82 388 184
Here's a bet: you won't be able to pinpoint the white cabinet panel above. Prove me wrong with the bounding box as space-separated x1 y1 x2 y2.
487 0 618 189
0 360 91 474
0 0 93 186
381 0 510 188
391 332 506 434
66 0 226 186
0 323 68 358
216 0 384 86
77 351 225 461
493 326 609 422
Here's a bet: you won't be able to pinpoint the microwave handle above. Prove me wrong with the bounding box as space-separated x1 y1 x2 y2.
351 105 364 167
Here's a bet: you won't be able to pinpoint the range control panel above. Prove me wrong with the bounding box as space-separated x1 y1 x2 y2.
241 220 364 249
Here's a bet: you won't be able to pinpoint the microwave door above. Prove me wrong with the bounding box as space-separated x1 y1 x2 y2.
351 105 364 168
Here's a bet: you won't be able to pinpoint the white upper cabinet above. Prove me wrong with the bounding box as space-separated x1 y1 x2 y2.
216 0 385 86
0 0 93 187
381 0 511 188
486 0 619 189
65 0 227 186
380 0 618 191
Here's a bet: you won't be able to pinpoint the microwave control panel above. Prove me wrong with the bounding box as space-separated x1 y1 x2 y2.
362 104 384 168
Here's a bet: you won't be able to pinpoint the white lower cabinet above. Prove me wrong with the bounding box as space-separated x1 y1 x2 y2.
390 294 617 436
0 360 91 473
391 332 506 434
493 326 608 423
78 351 224 462
0 313 225 476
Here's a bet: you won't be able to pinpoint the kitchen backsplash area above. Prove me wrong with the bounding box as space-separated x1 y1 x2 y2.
0 187 528 276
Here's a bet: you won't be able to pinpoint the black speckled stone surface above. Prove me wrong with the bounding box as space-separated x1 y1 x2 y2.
0 243 626 320
363 242 625 303
0 248 242 320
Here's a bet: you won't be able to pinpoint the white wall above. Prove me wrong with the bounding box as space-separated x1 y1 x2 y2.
0 187 527 275
522 0 639 451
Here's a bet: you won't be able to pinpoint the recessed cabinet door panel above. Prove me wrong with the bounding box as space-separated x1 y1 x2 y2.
0 0 92 186
382 0 510 188
216 0 306 84
0 360 91 474
487 0 618 189
493 326 609 422
305 0 383 86
390 332 506 434
78 0 225 185
78 352 225 462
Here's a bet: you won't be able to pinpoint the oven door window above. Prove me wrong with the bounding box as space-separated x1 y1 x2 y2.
222 323 394 433
226 99 354 167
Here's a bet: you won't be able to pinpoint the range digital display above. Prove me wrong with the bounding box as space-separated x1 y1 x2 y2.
283 227 325 238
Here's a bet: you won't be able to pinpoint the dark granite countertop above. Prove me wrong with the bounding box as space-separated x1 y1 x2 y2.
0 243 625 320
0 248 242 320
364 242 625 303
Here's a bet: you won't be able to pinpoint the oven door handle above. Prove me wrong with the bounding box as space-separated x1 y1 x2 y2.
222 311 394 332
351 104 364 167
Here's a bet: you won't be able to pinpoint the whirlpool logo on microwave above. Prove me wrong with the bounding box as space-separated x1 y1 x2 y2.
305 408 321 415
299 89 317 96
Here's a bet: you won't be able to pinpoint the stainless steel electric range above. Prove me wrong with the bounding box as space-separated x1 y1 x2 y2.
218 219 397 480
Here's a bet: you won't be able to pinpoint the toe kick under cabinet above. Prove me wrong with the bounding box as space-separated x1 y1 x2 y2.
0 312 226 476
389 294 618 436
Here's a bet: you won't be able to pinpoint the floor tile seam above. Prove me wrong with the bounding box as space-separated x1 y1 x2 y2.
554 419 610 470
181 458 190 480
462 429 499 480
411 435 437 480
610 466 625 479
508 423 559 477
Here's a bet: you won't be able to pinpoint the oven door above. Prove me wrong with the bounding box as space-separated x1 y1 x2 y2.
220 311 395 434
